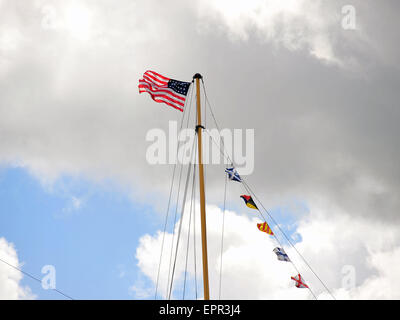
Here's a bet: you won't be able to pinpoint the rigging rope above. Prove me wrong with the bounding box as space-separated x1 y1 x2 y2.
167 128 197 300
192 142 198 300
0 257 74 300
154 90 191 299
201 78 233 167
165 84 195 298
218 174 228 300
155 84 194 299
183 149 197 299
201 81 336 300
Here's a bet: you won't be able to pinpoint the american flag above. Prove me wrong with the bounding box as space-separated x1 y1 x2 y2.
138 70 191 112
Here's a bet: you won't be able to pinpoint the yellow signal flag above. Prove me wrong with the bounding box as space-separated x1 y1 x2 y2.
257 222 274 236
240 195 258 210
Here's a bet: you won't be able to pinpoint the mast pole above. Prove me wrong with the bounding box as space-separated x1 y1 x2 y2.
193 73 210 300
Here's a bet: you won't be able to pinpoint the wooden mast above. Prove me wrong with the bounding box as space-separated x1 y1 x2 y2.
193 73 210 300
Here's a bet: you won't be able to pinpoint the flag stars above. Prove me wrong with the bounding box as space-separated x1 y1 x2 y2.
168 80 190 96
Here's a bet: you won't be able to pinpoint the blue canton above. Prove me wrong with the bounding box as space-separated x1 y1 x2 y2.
168 79 191 96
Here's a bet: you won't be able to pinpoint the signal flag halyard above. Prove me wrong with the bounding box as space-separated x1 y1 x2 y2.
138 70 191 112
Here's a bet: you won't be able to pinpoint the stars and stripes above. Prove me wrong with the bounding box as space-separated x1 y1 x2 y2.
273 247 290 262
225 167 242 182
291 274 309 288
138 70 191 112
257 222 274 235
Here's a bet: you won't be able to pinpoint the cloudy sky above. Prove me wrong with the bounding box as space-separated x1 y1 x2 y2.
1 0 400 300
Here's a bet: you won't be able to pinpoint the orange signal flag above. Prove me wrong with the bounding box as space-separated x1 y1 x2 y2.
257 222 274 236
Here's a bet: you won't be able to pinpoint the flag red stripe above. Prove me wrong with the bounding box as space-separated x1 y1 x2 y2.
143 73 168 86
145 70 170 82
139 89 184 111
138 89 185 107
140 91 184 112
138 86 185 105
151 97 183 112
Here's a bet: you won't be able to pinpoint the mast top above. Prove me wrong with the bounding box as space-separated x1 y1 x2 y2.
193 73 203 80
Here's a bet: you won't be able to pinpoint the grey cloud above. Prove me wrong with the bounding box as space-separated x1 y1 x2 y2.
0 0 399 226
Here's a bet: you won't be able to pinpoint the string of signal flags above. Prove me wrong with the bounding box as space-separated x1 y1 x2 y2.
226 167 308 289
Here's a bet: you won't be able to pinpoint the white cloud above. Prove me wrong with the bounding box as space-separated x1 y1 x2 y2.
0 237 35 299
135 203 313 299
134 202 400 299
